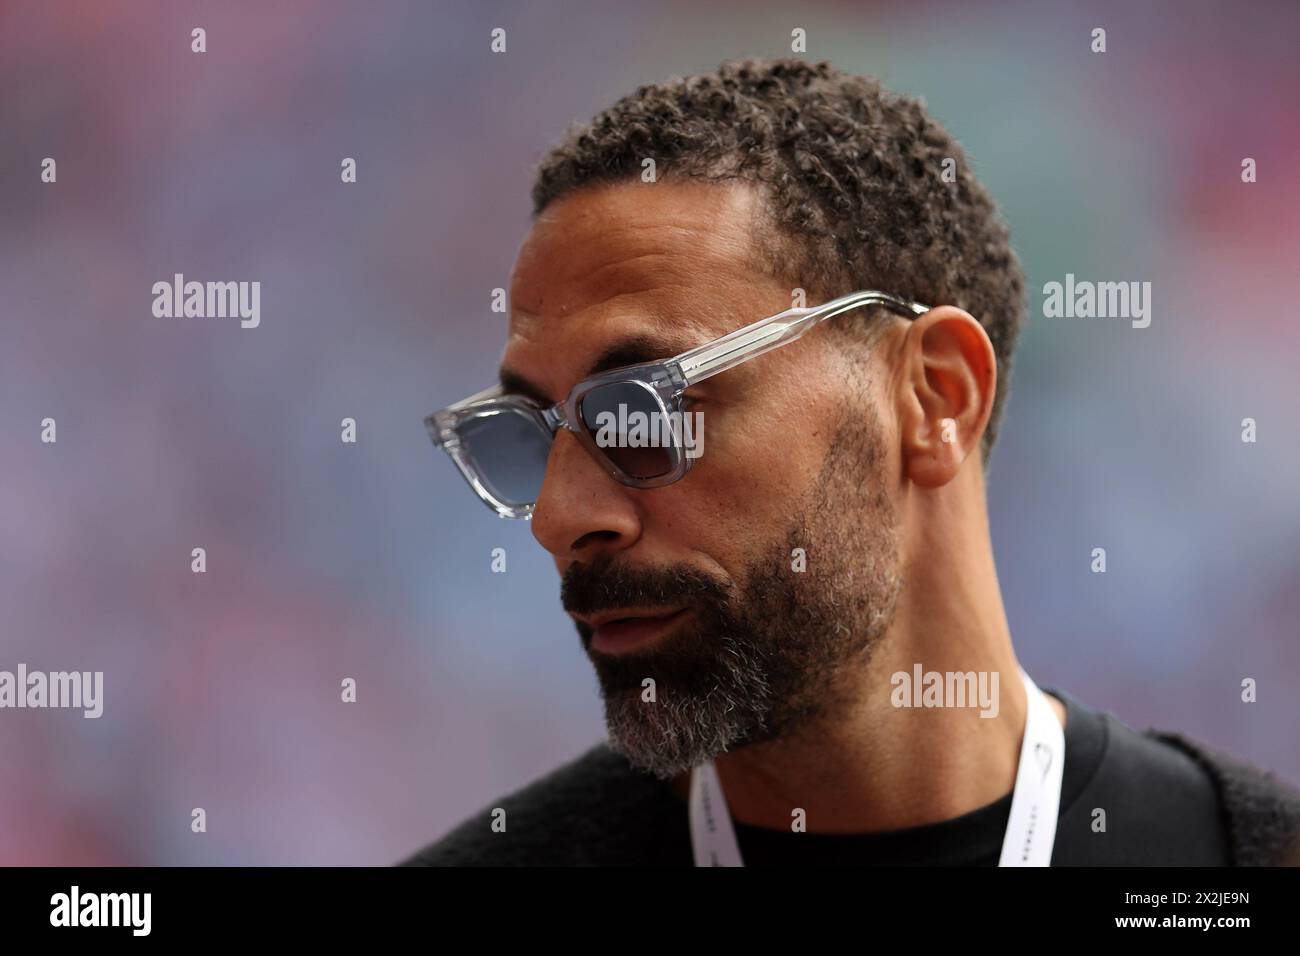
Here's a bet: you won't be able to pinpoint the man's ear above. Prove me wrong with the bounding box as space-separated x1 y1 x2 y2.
894 305 996 488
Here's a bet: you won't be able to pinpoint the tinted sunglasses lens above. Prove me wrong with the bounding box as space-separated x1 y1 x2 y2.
458 409 552 507
578 381 676 481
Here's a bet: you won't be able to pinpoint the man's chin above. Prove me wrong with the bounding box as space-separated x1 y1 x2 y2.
600 687 743 780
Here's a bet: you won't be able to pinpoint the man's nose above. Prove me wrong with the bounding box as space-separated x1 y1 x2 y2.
530 428 642 560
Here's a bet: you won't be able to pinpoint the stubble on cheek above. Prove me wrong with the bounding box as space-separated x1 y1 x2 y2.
588 376 905 776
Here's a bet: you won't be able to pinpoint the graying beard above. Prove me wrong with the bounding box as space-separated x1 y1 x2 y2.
603 635 772 780
600 403 903 780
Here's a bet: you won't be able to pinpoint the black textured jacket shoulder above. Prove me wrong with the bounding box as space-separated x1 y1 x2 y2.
402 726 1300 867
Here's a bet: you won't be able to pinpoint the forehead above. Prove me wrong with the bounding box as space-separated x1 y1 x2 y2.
502 180 775 400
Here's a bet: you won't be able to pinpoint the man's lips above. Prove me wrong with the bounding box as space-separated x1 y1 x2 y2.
577 607 691 655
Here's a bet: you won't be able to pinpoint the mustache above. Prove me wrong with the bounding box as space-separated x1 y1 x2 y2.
561 555 732 619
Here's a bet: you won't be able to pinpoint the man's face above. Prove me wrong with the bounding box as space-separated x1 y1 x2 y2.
503 179 905 778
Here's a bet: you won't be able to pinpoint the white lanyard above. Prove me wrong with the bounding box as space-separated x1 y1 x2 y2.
689 669 1065 866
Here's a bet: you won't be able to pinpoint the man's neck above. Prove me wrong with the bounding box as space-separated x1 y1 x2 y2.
668 468 1067 833
669 674 1066 833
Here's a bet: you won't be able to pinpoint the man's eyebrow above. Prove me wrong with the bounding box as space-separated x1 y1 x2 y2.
497 367 551 405
498 333 689 404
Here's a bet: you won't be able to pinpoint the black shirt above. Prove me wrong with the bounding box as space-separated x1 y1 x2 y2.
402 686 1232 866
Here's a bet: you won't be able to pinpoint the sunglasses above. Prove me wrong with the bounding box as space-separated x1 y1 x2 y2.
425 290 929 519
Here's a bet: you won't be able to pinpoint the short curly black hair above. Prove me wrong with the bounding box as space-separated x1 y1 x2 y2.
531 58 1026 460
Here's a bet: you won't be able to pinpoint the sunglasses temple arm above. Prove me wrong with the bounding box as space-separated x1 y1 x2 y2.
675 308 821 386
675 292 928 387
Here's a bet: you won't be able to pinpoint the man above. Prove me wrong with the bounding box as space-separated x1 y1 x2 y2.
405 59 1300 866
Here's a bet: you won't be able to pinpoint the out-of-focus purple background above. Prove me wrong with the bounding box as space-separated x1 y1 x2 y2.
2 0 1297 864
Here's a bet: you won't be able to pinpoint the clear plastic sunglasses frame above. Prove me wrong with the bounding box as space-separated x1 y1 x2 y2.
425 289 930 519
